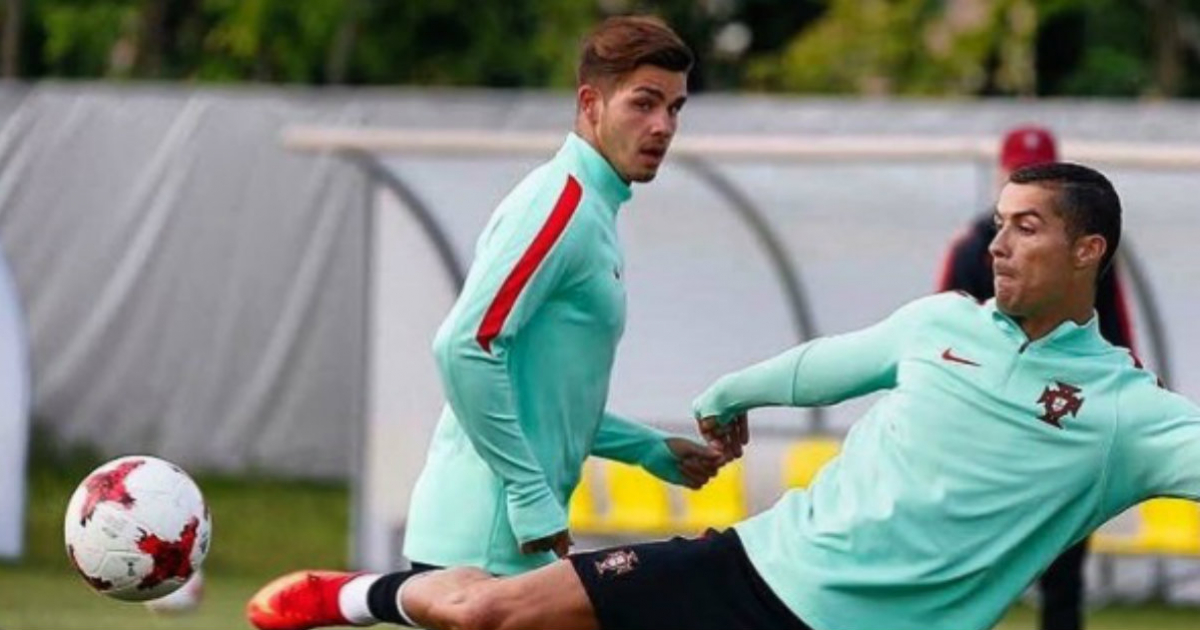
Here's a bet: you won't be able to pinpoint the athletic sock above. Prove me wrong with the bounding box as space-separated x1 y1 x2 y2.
366 570 428 627
338 574 382 626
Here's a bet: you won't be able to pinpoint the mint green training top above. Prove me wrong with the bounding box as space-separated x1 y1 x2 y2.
694 293 1200 630
404 133 684 575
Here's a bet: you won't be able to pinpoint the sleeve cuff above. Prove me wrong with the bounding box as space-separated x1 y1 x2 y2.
507 486 568 544
692 376 735 424
640 437 685 485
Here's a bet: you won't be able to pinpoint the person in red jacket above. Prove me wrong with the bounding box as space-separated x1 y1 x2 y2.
937 125 1136 630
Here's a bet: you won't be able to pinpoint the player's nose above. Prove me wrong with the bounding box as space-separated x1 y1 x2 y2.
649 110 675 138
988 228 1010 260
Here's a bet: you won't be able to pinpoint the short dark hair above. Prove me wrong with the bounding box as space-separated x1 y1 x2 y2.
1009 162 1122 276
577 15 693 89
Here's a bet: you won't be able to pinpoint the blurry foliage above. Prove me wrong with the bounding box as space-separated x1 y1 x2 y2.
743 0 1200 98
10 0 601 85
345 0 597 87
747 0 1036 96
33 0 138 78
1037 0 1200 97
198 0 347 82
1 0 1200 97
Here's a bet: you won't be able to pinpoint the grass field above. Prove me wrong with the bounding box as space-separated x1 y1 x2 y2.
2 444 1199 630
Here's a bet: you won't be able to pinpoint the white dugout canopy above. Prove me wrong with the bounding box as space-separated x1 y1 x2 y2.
0 242 30 559
285 126 1200 572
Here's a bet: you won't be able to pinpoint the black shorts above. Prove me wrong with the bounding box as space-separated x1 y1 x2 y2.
568 528 813 630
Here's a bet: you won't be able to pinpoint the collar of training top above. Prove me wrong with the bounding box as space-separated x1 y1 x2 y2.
985 298 1103 351
560 132 632 210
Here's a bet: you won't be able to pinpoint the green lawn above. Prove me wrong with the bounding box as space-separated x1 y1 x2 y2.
996 603 1200 630
0 568 312 630
2 446 1199 629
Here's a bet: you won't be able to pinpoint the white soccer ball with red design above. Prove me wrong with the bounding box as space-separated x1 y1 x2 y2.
63 455 212 602
144 568 205 613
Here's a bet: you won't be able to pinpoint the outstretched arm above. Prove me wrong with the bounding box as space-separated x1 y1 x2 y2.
693 302 918 422
692 297 935 456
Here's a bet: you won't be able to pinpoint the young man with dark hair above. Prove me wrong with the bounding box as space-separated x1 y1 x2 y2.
246 15 726 630
300 162 1200 630
938 127 1135 630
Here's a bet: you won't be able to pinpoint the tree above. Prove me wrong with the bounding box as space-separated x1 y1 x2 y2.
2 0 22 77
342 0 596 87
744 0 1039 96
6 0 1200 98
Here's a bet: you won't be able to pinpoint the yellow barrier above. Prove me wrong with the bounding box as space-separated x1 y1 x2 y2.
601 462 674 534
569 437 843 537
678 461 747 531
569 459 747 536
782 438 841 489
1092 498 1200 556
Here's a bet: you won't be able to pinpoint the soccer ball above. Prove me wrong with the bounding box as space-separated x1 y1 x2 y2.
144 568 205 614
63 455 212 602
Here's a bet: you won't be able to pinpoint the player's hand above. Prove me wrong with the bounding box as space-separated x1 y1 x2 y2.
697 412 749 461
665 437 725 489
520 529 573 558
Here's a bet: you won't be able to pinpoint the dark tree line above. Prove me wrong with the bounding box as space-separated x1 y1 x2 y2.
1 0 1198 97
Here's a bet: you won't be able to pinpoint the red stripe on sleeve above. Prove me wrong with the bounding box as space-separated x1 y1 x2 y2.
475 175 583 353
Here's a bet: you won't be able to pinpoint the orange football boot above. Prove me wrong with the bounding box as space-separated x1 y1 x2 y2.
247 570 362 630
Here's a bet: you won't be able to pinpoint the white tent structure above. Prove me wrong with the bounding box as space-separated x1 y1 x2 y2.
0 242 30 559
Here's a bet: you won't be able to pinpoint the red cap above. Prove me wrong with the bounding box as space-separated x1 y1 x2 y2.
999 125 1057 171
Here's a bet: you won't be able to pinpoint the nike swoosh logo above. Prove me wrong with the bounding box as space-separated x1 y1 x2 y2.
941 348 981 367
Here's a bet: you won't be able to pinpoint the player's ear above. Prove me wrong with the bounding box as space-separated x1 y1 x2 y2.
578 84 601 125
1074 234 1106 269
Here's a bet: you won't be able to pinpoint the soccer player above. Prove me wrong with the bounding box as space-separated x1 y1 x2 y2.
938 126 1136 630
247 15 729 630
260 162 1200 630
